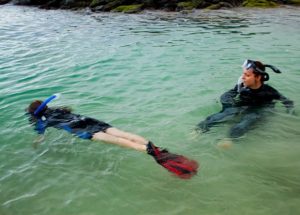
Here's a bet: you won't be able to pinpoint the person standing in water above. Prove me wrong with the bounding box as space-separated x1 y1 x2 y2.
27 95 198 179
197 59 294 138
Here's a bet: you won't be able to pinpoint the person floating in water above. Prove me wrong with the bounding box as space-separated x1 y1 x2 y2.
27 95 198 179
197 59 294 139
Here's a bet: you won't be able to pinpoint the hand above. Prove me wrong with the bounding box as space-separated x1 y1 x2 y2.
33 135 45 149
217 138 233 149
286 107 297 116
196 121 209 133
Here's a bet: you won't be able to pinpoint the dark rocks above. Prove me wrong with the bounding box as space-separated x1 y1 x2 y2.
6 0 300 12
0 0 11 4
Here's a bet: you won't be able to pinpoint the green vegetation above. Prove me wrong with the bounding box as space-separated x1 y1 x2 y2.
112 4 143 13
4 0 300 12
177 1 195 10
205 3 222 9
90 0 101 8
288 0 300 5
243 0 278 8
177 0 204 10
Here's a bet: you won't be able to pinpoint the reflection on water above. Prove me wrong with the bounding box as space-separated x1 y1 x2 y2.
0 5 300 215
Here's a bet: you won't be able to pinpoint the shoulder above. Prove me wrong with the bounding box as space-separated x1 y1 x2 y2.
260 84 282 99
227 84 239 92
262 84 274 89
262 84 279 92
46 107 72 114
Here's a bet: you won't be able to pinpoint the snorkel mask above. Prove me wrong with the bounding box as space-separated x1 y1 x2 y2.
242 59 281 81
34 94 60 116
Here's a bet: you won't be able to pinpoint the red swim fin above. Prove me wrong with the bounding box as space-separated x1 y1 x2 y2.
147 142 199 179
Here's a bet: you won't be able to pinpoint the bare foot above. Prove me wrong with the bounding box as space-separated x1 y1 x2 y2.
189 130 201 140
33 135 45 149
217 138 233 149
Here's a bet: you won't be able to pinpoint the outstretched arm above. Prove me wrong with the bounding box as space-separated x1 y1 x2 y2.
220 85 239 109
272 87 294 112
279 94 294 109
34 119 47 148
33 135 45 149
279 94 295 114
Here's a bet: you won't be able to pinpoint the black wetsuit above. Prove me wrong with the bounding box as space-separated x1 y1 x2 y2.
197 83 293 138
31 108 112 139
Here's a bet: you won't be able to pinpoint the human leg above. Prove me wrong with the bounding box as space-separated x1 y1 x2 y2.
197 107 240 132
92 130 199 179
229 112 261 138
92 131 147 152
105 127 148 145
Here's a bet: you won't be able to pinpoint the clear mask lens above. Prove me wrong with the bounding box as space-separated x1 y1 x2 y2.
242 59 254 70
242 59 265 74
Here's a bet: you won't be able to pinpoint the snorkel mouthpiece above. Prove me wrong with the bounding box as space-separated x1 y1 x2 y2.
34 94 60 116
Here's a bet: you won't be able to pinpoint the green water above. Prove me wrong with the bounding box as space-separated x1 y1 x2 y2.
1 5 300 215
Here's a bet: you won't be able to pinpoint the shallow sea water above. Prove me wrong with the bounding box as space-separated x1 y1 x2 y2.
0 5 300 215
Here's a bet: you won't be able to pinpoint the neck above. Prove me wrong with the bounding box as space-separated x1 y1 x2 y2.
250 81 262 90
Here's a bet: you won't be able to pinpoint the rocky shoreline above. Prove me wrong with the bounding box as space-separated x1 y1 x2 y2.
1 0 300 12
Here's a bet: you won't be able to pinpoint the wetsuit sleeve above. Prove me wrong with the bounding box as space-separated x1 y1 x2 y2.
35 119 47 134
279 94 294 109
269 86 294 109
220 85 239 108
54 106 72 114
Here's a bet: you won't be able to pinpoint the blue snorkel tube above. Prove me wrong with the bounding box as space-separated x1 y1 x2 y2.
34 94 60 116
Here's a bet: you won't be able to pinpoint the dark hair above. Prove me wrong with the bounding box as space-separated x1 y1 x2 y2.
253 61 269 82
254 61 265 71
27 100 47 115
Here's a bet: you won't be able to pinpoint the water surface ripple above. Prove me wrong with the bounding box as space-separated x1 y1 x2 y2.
0 5 300 215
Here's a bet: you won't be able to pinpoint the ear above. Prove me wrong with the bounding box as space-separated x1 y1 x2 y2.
255 74 263 82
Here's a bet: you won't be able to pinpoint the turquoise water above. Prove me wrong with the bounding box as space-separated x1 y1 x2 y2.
1 4 300 215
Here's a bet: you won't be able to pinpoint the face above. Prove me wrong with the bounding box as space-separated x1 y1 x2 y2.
242 68 262 89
